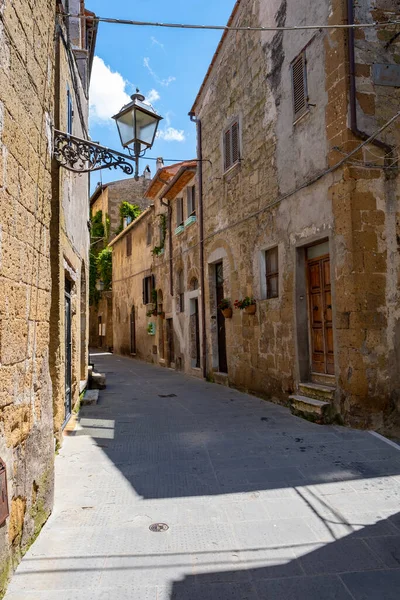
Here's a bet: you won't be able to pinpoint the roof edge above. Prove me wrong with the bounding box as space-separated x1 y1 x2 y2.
190 0 242 114
161 164 197 200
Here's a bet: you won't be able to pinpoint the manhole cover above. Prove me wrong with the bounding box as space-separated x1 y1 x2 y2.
149 523 169 532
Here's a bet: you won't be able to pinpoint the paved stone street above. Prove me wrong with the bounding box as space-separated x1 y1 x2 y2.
5 353 400 599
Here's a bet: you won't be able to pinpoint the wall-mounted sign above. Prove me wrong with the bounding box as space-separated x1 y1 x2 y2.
373 64 400 87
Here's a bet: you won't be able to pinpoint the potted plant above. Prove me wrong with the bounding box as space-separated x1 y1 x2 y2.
234 297 256 315
218 298 232 319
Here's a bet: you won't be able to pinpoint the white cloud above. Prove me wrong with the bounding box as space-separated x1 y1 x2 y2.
151 36 165 51
145 89 160 104
143 57 176 87
89 56 130 124
157 127 186 142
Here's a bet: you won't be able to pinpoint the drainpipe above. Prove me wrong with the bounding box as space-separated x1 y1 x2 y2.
189 111 207 379
347 0 392 155
168 201 173 296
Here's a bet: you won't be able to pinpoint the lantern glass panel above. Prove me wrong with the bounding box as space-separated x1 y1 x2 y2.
116 110 134 147
134 109 159 148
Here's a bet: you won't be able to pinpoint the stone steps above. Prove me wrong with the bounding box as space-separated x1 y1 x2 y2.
289 394 331 421
81 390 99 406
299 381 335 402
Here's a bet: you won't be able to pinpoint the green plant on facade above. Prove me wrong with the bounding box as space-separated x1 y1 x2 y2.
89 210 112 306
152 213 167 256
90 209 105 242
97 247 113 291
115 201 142 235
89 251 100 306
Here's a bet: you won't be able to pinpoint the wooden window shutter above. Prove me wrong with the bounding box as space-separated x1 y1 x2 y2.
224 129 231 171
142 278 146 304
292 53 307 120
231 122 239 164
151 275 155 295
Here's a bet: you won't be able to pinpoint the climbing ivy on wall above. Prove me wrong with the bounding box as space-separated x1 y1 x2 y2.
97 247 113 291
89 209 111 306
115 201 142 235
152 213 167 256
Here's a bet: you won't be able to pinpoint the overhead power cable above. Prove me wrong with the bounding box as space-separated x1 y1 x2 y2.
62 14 400 32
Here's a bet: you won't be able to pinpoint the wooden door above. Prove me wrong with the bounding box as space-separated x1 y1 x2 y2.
130 306 136 354
307 255 334 375
215 262 228 373
194 299 200 369
64 280 72 426
167 318 175 364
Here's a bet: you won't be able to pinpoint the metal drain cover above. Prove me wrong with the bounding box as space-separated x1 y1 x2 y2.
149 523 169 532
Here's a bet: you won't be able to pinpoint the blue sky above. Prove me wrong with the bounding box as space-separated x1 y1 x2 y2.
86 0 236 190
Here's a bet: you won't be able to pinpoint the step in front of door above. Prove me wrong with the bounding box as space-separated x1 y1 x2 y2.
299 382 335 402
289 394 331 423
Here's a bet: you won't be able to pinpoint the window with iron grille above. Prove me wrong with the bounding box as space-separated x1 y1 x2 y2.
223 120 240 171
126 232 132 257
176 198 184 227
142 275 155 305
266 247 279 299
291 53 308 121
187 186 196 216
146 222 152 246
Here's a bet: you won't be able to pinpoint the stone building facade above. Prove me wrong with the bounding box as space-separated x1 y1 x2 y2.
0 0 96 593
89 174 151 350
111 161 202 376
190 0 400 429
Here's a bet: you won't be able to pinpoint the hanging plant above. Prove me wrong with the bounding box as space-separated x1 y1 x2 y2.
217 298 232 319
234 297 256 314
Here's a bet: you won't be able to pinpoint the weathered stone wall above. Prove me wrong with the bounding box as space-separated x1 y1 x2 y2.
50 12 91 441
112 174 202 377
112 208 158 361
326 0 400 428
107 176 152 238
194 0 400 427
0 0 56 594
89 176 151 349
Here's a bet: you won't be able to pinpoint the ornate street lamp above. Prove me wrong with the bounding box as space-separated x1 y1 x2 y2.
113 90 163 178
54 90 162 178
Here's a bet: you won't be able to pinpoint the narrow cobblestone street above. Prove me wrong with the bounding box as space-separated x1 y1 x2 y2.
5 352 400 599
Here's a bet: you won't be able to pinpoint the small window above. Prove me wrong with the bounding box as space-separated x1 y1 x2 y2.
126 232 132 257
187 186 196 217
142 275 155 305
178 270 185 312
67 86 73 134
176 198 184 227
266 247 279 299
223 120 240 171
292 53 308 121
146 223 152 246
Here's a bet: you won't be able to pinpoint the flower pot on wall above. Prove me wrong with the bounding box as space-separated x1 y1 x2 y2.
244 304 256 315
221 308 233 319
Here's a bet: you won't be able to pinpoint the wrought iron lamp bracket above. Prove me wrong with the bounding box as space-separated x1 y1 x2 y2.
53 130 136 175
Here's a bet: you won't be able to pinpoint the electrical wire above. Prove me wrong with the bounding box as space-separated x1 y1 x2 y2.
62 14 400 32
112 108 400 285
